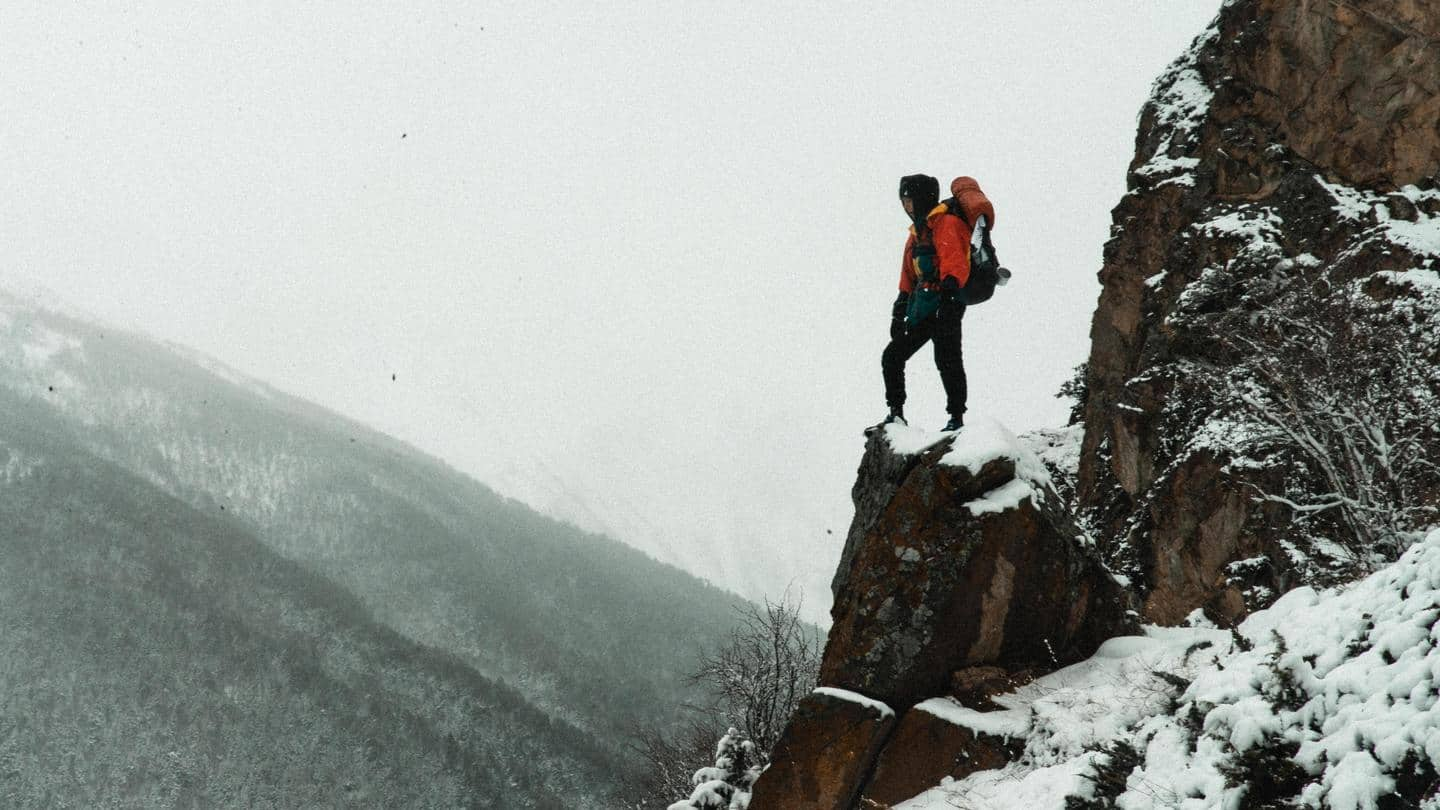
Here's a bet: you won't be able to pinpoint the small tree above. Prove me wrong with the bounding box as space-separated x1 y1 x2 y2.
666 728 762 810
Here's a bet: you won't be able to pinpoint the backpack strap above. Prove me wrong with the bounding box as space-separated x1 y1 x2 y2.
942 197 968 228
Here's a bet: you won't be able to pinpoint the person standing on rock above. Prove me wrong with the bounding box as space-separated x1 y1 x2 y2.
871 174 975 434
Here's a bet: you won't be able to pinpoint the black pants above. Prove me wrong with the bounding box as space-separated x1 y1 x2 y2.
882 309 967 418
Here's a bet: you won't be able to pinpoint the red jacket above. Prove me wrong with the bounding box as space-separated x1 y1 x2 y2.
898 204 972 294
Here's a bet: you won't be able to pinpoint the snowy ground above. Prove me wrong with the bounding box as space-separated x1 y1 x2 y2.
897 529 1440 810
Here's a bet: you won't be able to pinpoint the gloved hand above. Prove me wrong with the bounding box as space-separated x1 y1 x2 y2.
890 292 910 339
891 292 910 320
939 276 965 318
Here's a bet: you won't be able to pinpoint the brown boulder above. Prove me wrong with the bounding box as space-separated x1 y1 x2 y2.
950 665 1036 711
859 702 1024 808
823 424 1136 711
747 689 897 810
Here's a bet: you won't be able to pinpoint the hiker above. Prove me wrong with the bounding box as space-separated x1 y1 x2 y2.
874 175 995 434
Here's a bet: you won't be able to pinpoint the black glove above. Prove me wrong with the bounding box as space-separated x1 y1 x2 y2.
889 292 909 339
891 292 910 320
939 276 965 318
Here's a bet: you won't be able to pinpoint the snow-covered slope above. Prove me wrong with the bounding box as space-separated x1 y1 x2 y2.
898 528 1440 809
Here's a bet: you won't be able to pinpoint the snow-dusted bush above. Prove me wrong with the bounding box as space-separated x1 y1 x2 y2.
667 729 761 810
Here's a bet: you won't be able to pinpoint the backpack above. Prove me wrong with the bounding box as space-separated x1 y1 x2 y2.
943 177 1009 305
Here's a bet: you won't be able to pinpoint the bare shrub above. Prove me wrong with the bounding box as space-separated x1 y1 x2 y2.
1202 284 1440 567
624 594 822 807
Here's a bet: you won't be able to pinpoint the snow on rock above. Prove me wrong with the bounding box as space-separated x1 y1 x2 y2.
1018 424 1084 487
881 418 1058 518
940 419 1053 486
878 423 950 456
1317 175 1377 222
1377 268 1440 297
914 697 1030 740
812 687 894 720
1310 175 1440 261
1132 24 1218 185
896 529 1440 809
1192 206 1286 256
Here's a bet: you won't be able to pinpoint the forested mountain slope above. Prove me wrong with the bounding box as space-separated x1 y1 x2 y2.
0 394 613 807
0 293 750 805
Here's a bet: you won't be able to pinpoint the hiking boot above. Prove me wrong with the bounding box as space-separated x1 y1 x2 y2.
864 407 906 436
942 415 964 432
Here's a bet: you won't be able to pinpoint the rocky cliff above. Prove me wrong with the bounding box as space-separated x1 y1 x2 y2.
750 423 1133 809
1077 0 1440 625
748 0 1439 807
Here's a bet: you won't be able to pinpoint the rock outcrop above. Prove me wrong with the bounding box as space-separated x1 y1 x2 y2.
750 422 1133 809
1078 0 1440 625
746 690 896 810
823 424 1135 710
857 703 1021 808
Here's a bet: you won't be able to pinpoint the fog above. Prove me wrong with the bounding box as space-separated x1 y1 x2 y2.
2 1 1219 620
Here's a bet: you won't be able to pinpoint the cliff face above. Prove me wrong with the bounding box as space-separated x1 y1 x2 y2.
1078 0 1440 625
750 423 1132 809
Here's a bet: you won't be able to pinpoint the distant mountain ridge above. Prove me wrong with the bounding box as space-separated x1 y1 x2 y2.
0 292 750 806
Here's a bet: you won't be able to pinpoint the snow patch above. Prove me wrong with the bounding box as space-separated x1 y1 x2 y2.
1312 175 1440 260
812 687 894 719
899 530 1440 809
1193 207 1285 255
915 697 1030 739
1376 268 1440 295
941 419 1054 489
1133 28 1216 186
1385 218 1440 258
964 478 1035 517
896 626 1228 809
1017 424 1084 486
879 422 951 455
1317 175 1375 222
884 420 1073 520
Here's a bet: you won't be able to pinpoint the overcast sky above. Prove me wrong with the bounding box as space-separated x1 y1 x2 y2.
2 1 1219 623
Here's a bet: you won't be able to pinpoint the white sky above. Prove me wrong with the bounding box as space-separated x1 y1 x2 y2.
2 1 1219 623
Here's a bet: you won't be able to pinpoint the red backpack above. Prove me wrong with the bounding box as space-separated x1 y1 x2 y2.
943 177 1008 305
